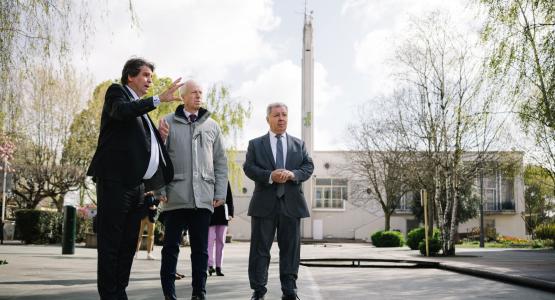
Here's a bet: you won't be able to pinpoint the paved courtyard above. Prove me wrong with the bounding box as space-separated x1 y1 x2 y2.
0 242 554 299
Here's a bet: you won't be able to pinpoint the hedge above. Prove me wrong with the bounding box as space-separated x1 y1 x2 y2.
15 209 62 244
371 230 404 247
535 223 555 249
419 238 442 256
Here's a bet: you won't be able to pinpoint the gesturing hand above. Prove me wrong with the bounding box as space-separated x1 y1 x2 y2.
159 78 184 102
158 119 170 142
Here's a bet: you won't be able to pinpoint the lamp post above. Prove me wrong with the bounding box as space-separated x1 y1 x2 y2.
479 166 485 248
1 157 8 244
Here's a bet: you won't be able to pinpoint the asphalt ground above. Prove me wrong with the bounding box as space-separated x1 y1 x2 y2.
0 242 553 299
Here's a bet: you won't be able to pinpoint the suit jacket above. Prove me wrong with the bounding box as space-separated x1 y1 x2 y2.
87 83 173 189
243 133 314 218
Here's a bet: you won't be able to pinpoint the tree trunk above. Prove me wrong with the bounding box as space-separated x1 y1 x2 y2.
384 213 391 231
446 177 459 256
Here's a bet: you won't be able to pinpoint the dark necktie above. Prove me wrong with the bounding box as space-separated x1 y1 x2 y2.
276 134 284 169
276 134 285 197
189 114 197 123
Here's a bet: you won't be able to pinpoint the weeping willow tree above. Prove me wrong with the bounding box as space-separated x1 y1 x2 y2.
0 0 138 209
477 0 555 183
0 0 138 135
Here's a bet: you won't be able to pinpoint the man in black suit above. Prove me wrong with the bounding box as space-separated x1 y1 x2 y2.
243 102 314 300
87 58 183 300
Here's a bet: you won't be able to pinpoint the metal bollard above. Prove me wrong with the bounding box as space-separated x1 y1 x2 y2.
62 205 76 255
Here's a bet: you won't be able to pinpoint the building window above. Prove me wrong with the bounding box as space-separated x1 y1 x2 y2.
314 178 347 209
397 191 415 212
475 168 515 212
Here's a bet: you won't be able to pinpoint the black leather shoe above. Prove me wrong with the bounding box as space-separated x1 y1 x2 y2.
250 292 265 300
215 267 224 276
208 266 215 276
191 294 206 300
281 294 298 300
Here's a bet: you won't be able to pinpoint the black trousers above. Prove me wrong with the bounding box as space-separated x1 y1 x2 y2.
248 198 301 297
160 208 211 299
96 178 144 300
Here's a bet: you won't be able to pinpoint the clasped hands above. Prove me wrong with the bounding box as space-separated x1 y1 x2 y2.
271 169 295 183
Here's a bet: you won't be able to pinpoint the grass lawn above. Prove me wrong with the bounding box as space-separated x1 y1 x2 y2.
458 240 552 249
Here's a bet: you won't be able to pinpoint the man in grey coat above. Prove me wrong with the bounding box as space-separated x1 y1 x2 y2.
158 80 228 300
243 102 314 300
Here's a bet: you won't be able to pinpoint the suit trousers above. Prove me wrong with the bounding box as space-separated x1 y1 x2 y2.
96 178 144 300
160 208 211 299
248 198 301 297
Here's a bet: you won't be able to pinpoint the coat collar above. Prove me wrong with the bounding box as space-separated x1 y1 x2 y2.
174 104 210 124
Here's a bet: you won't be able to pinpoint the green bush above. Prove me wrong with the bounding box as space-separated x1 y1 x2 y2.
407 227 440 250
371 230 405 247
76 217 94 243
371 230 383 245
407 228 425 250
535 223 555 240
419 238 442 256
535 223 555 248
15 209 62 244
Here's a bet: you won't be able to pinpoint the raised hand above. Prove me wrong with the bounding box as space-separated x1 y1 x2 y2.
159 78 184 102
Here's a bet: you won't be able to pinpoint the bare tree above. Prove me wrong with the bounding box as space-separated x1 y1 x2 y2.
12 68 88 211
346 102 413 231
393 13 506 255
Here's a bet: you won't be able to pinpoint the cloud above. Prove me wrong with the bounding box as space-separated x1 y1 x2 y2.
342 0 481 97
233 60 342 150
76 0 280 84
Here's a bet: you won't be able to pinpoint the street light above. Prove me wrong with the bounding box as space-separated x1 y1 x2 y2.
1 157 8 244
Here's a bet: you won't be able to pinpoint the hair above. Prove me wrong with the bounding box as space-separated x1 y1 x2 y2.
178 79 201 98
266 102 288 116
120 58 155 85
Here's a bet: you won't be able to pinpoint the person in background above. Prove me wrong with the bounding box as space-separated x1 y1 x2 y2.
136 192 158 260
207 182 234 276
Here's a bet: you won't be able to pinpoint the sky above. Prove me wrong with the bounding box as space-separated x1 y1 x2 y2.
74 0 486 151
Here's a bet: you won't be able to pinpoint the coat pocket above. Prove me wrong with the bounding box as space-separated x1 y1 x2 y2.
173 173 186 180
201 173 215 184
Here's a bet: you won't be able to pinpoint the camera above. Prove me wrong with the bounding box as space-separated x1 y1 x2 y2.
144 194 160 223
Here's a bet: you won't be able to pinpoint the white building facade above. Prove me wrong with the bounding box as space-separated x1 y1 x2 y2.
227 150 526 241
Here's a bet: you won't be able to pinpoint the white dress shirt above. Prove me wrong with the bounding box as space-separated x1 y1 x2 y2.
126 86 163 180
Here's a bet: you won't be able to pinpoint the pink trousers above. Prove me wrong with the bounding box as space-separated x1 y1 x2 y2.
207 225 227 267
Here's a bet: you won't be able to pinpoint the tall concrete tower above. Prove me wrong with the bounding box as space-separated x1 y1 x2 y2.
301 10 315 239
302 12 314 155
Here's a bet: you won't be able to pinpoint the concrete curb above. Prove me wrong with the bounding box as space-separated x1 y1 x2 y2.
437 263 555 294
300 258 555 294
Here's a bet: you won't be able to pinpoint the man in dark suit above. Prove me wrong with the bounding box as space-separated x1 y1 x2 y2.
87 57 183 300
243 102 314 300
